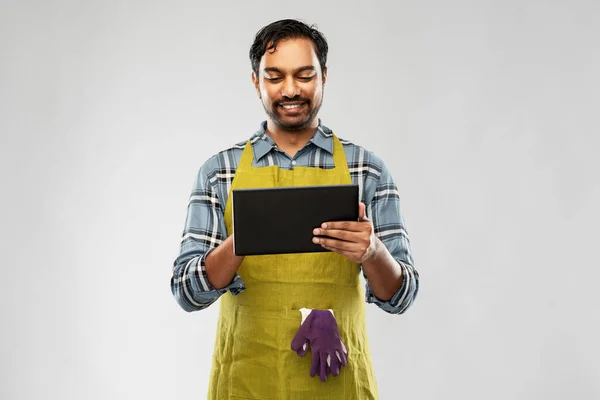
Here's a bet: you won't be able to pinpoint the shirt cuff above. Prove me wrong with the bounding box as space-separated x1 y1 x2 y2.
188 247 246 302
364 260 414 315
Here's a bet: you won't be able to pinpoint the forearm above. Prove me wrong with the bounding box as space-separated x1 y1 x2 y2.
171 255 217 312
205 235 245 289
361 237 404 301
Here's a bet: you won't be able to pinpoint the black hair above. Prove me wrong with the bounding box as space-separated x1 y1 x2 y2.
249 19 329 76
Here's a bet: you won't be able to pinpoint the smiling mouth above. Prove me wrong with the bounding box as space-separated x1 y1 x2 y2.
279 102 306 111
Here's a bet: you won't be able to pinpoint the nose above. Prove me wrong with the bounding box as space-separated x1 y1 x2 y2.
281 76 300 99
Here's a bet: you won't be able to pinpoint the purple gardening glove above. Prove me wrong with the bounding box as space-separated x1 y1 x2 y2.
291 308 348 382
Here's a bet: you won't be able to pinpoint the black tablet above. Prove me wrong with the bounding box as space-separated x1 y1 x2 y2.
232 184 359 256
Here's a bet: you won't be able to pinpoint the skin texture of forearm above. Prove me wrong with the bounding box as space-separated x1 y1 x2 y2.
360 237 404 301
204 235 245 289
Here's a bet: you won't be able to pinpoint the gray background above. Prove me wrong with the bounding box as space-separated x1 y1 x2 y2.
1 0 599 399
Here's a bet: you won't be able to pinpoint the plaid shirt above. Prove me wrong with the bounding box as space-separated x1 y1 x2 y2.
171 120 419 314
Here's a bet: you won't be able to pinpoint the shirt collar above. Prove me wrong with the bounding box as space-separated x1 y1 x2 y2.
251 119 334 162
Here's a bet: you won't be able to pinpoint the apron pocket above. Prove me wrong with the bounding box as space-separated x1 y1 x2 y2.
229 306 282 399
280 316 348 400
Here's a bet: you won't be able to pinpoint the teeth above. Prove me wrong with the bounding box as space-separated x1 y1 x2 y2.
282 104 302 109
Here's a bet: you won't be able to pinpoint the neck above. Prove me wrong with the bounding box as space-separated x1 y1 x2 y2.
265 119 319 157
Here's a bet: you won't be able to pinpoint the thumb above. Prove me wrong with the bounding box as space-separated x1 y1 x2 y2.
291 311 313 352
291 325 309 352
358 202 369 222
295 340 309 357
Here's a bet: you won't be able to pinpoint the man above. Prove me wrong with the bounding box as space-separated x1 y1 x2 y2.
171 18 419 400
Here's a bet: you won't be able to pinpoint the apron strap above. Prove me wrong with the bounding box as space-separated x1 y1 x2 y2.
237 140 255 170
331 134 352 182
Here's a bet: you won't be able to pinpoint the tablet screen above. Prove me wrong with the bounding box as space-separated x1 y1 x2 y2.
232 184 359 256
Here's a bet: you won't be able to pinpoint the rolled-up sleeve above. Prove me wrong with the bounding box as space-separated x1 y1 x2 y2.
361 158 419 315
170 161 245 312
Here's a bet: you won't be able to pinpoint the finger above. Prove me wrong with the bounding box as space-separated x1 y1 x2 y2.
295 340 309 357
310 349 319 377
320 352 327 382
359 202 365 220
313 228 362 242
319 245 363 262
359 203 373 223
319 243 361 259
324 357 331 376
336 347 347 367
313 237 361 252
291 330 308 352
331 358 340 376
319 220 364 232
321 245 360 259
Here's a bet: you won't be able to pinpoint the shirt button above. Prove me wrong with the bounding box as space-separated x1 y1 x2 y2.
291 160 297 166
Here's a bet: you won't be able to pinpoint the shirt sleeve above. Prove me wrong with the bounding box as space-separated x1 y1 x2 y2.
361 156 419 315
170 160 246 312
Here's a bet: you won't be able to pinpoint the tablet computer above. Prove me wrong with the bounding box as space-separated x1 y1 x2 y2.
232 184 359 256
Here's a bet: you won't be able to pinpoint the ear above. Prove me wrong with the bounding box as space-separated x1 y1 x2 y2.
322 67 328 85
251 71 261 98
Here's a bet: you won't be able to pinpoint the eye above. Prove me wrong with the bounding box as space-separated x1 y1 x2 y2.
265 77 282 82
297 76 314 82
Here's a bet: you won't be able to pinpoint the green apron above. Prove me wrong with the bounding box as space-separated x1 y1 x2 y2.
207 134 379 399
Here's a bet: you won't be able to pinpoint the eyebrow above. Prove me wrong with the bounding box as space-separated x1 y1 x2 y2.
263 66 316 74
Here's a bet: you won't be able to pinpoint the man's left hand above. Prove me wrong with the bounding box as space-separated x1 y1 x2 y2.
312 202 379 264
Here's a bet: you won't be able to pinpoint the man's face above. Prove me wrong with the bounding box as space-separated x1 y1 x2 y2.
252 37 327 132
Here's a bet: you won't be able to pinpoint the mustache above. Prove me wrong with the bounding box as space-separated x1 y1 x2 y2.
276 96 310 106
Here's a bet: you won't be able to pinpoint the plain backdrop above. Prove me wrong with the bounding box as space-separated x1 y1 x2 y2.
1 0 599 399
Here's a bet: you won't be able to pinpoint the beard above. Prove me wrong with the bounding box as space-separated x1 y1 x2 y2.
262 95 323 132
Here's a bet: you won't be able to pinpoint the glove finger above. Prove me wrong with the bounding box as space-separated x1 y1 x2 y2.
290 328 308 352
331 358 340 376
335 350 345 367
320 352 328 382
313 354 329 378
336 344 347 367
321 355 330 376
326 361 333 377
295 340 309 357
341 339 348 355
310 348 319 377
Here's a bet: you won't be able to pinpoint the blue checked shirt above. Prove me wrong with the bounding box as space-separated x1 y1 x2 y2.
171 120 419 314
